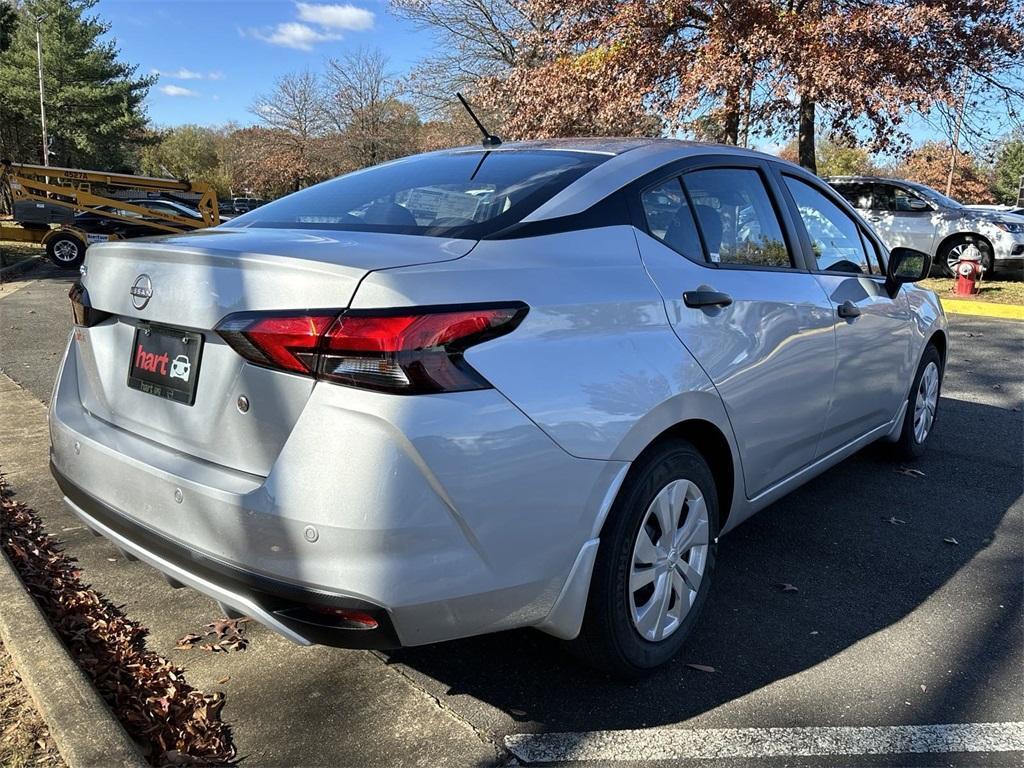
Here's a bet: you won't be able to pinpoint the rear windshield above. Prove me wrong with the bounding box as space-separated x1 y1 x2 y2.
227 150 608 239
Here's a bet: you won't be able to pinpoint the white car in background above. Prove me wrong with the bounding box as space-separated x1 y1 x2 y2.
827 176 1024 277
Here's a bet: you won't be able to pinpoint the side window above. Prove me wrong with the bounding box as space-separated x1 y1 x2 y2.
682 168 792 268
892 186 928 213
871 184 897 212
640 178 705 263
831 182 873 210
783 176 873 274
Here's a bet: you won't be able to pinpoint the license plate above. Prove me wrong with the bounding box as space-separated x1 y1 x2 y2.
127 324 204 405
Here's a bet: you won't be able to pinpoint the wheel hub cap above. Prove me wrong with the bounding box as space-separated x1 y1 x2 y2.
628 478 710 642
913 361 939 443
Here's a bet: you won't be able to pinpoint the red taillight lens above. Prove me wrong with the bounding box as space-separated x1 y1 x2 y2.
216 312 337 373
216 303 527 394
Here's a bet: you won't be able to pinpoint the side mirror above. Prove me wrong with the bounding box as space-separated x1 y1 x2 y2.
906 198 931 212
886 247 931 293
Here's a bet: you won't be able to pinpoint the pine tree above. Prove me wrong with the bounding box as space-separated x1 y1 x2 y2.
0 0 153 168
0 2 16 54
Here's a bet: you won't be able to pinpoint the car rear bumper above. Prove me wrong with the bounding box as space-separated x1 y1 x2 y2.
52 462 402 648
49 336 623 647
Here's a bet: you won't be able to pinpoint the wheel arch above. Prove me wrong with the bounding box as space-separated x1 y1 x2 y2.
604 418 737 538
937 231 993 262
927 328 948 368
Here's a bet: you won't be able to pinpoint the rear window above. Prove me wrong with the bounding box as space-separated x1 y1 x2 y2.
228 150 608 239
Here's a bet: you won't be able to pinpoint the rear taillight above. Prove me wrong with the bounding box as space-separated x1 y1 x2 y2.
69 282 111 327
215 303 527 394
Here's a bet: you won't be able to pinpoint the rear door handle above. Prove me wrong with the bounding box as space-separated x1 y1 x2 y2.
683 290 733 309
837 300 861 319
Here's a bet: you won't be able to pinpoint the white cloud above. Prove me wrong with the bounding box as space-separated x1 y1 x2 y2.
152 68 225 81
159 84 198 97
295 2 374 31
245 22 342 51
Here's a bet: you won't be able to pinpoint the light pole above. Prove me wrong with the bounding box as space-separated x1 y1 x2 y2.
33 13 49 166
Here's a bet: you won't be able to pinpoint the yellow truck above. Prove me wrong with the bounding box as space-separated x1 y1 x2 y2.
1 161 221 269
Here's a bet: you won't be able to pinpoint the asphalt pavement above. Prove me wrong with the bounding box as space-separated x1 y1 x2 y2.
0 262 1021 767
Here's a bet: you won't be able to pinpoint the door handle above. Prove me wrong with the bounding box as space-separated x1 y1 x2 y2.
683 290 733 309
837 300 861 319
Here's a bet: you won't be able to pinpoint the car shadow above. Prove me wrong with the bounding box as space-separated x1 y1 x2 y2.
381 395 1021 735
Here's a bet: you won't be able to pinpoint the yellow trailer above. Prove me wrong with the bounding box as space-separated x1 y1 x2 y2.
0 161 221 269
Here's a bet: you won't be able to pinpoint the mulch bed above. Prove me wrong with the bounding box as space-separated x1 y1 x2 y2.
0 473 237 766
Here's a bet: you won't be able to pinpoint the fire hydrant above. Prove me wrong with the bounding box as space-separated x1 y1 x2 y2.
954 244 984 296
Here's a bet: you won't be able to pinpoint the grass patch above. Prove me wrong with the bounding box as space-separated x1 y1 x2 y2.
919 275 1024 305
0 640 64 768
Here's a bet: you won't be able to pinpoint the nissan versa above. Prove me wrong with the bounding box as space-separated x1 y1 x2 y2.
50 139 946 675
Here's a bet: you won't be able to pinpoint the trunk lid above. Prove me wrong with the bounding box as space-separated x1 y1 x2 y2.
74 228 474 476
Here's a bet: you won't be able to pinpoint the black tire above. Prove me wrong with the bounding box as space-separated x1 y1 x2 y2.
569 440 719 678
46 232 86 269
938 235 993 278
894 344 943 460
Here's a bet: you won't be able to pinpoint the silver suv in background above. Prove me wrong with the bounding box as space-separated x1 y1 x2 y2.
827 176 1024 277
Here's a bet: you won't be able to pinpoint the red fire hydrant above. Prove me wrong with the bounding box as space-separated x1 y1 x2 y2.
954 244 984 296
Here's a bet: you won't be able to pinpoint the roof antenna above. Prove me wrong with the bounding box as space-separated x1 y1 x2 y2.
456 92 502 148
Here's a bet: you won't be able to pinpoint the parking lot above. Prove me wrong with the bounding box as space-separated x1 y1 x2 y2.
1 264 1021 767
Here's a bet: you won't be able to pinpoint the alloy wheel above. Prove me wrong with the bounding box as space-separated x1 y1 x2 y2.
53 239 80 262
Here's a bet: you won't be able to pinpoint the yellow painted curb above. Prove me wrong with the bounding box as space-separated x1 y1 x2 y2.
941 298 1024 320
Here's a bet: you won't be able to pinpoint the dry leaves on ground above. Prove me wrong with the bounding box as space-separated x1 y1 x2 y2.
0 639 64 767
176 619 249 654
0 473 236 766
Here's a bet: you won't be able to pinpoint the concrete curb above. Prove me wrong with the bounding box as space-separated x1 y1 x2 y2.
0 254 44 284
0 546 146 768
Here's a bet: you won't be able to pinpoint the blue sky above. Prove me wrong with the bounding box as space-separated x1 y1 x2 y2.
100 0 429 127
97 0 969 154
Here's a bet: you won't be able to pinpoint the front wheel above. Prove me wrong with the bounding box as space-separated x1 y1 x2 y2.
940 236 993 277
895 345 943 460
569 440 719 677
46 233 86 269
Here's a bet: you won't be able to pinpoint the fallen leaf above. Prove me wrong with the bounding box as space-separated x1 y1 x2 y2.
895 467 926 478
686 663 716 673
216 676 230 685
943 537 959 545
920 684 927 692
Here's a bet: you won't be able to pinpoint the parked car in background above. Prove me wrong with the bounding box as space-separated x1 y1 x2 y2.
73 198 210 239
54 140 945 676
827 176 1024 277
230 197 265 214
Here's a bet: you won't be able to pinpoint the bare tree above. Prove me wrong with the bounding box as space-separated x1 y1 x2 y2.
324 48 420 168
389 0 556 117
250 70 330 187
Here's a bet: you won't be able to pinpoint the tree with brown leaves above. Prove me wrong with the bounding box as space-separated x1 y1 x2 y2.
477 0 1022 172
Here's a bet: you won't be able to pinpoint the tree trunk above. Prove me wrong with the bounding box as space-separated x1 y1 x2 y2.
722 84 741 145
798 93 817 173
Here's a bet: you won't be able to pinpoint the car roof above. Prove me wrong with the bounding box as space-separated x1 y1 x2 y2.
825 176 912 184
440 137 795 222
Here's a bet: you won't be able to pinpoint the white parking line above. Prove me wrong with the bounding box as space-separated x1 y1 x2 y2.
504 722 1024 763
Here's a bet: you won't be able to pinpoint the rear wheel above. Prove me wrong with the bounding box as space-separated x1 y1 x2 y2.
894 345 942 460
940 235 993 277
46 232 86 269
570 440 718 677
